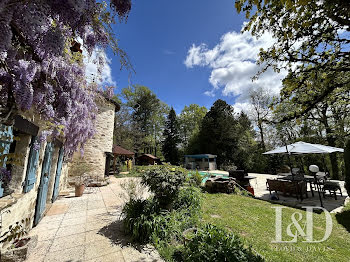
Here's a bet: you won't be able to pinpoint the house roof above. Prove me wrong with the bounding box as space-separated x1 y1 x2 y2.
184 154 217 159
112 145 135 156
138 154 159 160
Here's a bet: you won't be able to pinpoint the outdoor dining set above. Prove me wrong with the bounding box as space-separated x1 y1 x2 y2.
263 141 344 207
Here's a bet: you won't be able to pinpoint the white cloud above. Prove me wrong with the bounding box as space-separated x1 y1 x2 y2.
184 25 287 113
84 49 116 86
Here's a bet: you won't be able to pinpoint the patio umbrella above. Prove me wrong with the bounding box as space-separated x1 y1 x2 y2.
263 141 344 155
263 141 344 207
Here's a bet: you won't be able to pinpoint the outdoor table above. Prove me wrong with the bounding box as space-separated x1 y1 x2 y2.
277 174 326 197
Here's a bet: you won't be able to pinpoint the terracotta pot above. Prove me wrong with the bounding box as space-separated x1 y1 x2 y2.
75 184 85 197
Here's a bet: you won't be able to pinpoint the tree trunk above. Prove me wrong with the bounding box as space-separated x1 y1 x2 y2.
322 108 339 179
258 121 266 151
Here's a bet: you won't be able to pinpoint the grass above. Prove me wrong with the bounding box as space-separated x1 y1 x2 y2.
202 193 350 262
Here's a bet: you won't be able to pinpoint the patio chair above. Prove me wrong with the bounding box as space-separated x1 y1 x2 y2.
319 177 343 200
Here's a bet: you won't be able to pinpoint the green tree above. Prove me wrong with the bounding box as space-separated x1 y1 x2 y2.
121 85 168 155
178 104 207 149
235 0 350 121
114 106 141 151
196 100 239 167
273 72 350 179
162 108 180 165
234 112 257 171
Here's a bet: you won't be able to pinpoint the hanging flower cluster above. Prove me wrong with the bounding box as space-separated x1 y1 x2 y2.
0 0 131 158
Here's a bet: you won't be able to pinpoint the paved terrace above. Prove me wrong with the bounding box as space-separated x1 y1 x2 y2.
251 173 349 213
26 177 162 262
206 171 348 212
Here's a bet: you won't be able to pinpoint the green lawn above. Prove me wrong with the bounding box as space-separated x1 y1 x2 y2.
202 193 350 262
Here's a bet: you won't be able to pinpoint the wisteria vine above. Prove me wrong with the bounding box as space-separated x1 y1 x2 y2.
0 0 131 158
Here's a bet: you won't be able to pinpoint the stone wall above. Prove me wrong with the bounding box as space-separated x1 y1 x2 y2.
69 99 115 180
0 113 68 248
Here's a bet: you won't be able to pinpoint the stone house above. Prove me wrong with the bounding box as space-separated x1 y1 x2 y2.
68 97 119 182
0 97 118 249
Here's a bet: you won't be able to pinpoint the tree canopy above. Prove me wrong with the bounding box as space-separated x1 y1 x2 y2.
194 100 238 167
235 0 350 121
178 104 207 148
121 85 168 155
162 107 180 165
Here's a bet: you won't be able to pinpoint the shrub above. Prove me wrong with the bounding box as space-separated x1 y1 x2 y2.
119 178 148 202
142 166 186 209
173 186 202 212
122 196 200 245
152 208 199 243
189 170 203 187
175 224 264 262
122 198 160 243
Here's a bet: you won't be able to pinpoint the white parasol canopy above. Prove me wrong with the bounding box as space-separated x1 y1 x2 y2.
263 141 344 155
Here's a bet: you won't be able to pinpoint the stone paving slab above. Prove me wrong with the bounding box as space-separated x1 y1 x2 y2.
26 177 163 262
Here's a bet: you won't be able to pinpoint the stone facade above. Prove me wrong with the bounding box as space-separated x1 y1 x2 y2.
0 98 117 251
69 99 116 180
0 113 68 249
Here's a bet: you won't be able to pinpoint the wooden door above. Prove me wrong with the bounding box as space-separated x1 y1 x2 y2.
34 142 53 226
52 147 64 202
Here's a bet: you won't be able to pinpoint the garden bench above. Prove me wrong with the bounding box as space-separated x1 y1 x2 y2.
266 179 307 200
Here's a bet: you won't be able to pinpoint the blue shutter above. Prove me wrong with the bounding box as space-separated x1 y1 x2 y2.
23 136 40 193
52 147 64 202
0 124 13 167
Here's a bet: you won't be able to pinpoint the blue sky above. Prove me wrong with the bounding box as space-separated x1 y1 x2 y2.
104 0 282 114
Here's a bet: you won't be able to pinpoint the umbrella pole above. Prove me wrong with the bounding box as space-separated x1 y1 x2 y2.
284 143 293 178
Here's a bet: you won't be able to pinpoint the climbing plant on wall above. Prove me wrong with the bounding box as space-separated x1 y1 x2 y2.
0 0 132 158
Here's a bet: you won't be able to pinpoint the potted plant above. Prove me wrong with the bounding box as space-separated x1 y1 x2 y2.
69 163 92 197
75 176 87 197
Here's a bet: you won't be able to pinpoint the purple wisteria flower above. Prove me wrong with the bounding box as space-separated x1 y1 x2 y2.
0 167 11 183
0 0 131 158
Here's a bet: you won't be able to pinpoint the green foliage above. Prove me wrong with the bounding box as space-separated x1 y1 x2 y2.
235 0 350 120
120 85 169 155
152 208 200 245
122 175 262 262
178 104 207 149
141 166 186 208
162 108 180 165
189 170 202 187
203 193 350 261
195 99 238 167
345 139 350 194
174 224 264 262
122 185 201 244
122 198 160 243
173 186 202 212
191 99 258 171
